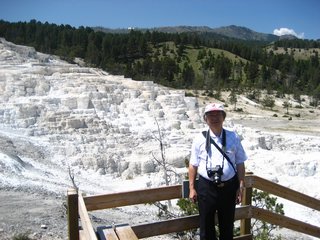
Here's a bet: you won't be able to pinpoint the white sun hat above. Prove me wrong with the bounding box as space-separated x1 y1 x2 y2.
204 103 226 118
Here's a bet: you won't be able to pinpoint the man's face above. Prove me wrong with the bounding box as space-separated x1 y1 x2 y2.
205 111 224 127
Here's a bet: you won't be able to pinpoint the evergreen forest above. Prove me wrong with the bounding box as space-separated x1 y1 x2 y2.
1 19 319 106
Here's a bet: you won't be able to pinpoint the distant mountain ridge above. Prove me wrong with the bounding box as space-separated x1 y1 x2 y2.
211 25 278 41
93 25 297 42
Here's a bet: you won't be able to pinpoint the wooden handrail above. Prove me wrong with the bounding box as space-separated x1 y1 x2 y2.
245 174 320 211
244 174 320 238
132 215 200 238
68 173 320 239
131 205 251 238
78 192 98 240
84 185 182 211
252 206 320 238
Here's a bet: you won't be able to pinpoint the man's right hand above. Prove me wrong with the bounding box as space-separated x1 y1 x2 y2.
188 165 198 203
189 188 197 203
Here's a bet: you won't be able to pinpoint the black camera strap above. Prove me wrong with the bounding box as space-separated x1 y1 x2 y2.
202 129 237 174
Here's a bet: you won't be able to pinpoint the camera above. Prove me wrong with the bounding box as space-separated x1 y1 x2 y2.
207 165 223 185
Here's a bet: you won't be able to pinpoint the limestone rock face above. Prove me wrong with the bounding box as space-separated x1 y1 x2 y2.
0 38 203 181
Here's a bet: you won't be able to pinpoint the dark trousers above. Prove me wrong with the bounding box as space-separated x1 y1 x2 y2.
198 175 238 240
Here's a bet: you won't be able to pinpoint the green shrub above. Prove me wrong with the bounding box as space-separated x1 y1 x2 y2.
251 189 284 240
12 232 31 240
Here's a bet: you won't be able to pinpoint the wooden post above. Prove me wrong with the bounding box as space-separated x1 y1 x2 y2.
67 188 79 240
240 173 253 236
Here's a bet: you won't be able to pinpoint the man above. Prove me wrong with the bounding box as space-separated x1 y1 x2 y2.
189 103 247 240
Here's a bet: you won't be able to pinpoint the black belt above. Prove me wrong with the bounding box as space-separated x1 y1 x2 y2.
200 174 237 188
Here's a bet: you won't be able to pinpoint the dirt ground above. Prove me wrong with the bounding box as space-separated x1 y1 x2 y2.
0 189 67 240
0 188 178 240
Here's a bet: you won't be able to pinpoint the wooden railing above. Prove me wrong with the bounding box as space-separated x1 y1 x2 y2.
241 173 320 237
67 173 320 239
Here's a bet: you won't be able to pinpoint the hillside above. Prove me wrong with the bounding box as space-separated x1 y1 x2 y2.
266 46 320 60
1 20 320 98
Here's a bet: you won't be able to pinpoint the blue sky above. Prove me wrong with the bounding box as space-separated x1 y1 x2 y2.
1 0 319 39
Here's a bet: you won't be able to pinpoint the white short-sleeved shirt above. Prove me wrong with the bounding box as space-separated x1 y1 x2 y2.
190 128 247 182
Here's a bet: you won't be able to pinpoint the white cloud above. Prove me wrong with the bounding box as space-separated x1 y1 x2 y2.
273 27 305 39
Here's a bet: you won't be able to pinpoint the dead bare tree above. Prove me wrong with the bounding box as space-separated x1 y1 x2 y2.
151 117 179 186
68 165 79 193
151 117 180 210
